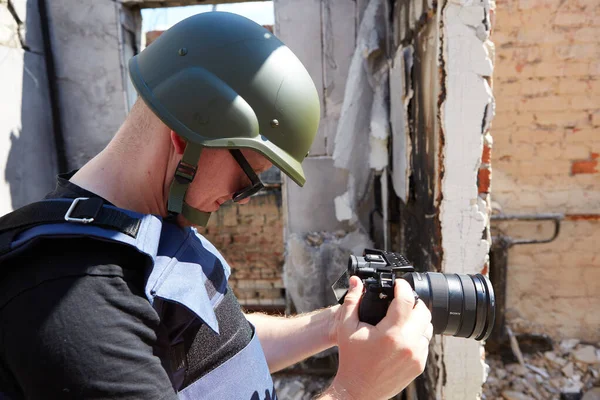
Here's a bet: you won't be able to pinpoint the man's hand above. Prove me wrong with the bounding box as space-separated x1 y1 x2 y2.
320 276 433 400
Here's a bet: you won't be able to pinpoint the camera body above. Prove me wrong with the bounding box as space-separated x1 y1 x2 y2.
341 249 414 326
332 248 495 341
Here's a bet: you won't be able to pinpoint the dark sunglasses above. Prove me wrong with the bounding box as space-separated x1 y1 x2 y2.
229 149 265 202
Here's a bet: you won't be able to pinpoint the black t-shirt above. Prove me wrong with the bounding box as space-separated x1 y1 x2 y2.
0 173 253 399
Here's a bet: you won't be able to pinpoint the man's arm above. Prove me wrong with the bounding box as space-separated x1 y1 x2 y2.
245 305 340 373
250 277 433 400
0 270 178 400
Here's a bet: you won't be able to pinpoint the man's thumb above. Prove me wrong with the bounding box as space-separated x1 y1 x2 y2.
341 276 364 323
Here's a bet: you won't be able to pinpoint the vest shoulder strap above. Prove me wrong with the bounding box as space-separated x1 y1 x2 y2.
0 197 162 261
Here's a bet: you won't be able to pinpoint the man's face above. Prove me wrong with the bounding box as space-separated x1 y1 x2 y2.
186 148 273 213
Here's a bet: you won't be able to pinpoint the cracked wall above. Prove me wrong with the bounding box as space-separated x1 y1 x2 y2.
275 0 370 238
392 0 495 398
274 0 375 314
277 0 494 397
0 0 57 213
439 0 495 399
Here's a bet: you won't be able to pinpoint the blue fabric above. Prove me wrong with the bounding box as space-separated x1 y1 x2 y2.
146 223 231 334
10 200 231 335
11 203 162 260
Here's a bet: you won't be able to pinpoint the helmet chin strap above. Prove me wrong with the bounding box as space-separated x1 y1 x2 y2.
167 143 212 227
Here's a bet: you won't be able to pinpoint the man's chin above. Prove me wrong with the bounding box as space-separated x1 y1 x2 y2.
173 204 219 228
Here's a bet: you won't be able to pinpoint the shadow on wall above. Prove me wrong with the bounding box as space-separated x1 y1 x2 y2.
5 129 27 210
4 1 58 212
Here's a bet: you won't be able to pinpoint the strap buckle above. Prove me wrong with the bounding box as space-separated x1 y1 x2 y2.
64 197 95 224
174 161 197 184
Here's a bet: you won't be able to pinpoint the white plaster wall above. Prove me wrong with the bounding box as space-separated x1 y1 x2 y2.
439 0 495 398
285 157 350 233
278 0 494 396
274 0 360 236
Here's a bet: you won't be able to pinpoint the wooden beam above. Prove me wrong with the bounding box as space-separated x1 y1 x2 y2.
122 0 269 9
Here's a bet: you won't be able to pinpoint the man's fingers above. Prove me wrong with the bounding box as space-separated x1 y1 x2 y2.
411 297 432 325
340 276 364 328
423 322 434 342
377 279 416 331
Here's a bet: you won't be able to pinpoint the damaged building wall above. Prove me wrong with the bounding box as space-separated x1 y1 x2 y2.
44 0 140 170
1 2 497 397
198 191 288 310
278 0 494 397
492 0 600 342
274 0 376 314
439 0 494 399
1 0 142 214
391 0 495 398
46 0 274 171
0 0 57 213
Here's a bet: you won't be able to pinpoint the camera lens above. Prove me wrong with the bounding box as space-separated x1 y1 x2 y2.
402 272 495 341
347 255 359 275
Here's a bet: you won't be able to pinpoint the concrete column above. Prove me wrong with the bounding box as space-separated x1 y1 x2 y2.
438 0 495 398
45 0 138 169
392 0 496 397
274 0 378 316
275 0 361 238
0 0 57 213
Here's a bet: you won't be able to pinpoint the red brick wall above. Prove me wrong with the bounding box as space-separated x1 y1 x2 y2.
492 0 600 341
197 191 286 309
145 30 163 46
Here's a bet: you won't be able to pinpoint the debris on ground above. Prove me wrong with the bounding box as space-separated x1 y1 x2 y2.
483 339 600 400
273 337 599 399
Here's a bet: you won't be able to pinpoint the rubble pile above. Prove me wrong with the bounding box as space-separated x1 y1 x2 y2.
483 339 600 400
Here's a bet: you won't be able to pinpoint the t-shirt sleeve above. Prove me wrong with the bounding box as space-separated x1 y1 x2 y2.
0 272 178 400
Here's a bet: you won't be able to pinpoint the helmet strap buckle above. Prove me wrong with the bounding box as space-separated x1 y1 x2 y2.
174 160 197 184
168 144 201 216
167 144 213 227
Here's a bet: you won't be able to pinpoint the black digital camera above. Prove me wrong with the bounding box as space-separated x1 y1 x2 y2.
332 249 495 341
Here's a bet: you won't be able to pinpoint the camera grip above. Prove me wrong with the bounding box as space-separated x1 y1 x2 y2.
358 288 393 325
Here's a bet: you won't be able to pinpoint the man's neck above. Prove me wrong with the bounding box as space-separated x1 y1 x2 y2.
69 128 173 217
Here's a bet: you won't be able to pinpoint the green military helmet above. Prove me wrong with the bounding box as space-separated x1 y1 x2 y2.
128 11 320 226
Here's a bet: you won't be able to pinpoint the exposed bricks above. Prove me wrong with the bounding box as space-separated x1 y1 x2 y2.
145 31 163 46
493 0 600 340
198 192 285 305
516 0 562 10
571 152 599 175
478 168 492 194
482 144 492 165
574 27 600 43
554 12 591 27
479 142 493 195
565 213 600 221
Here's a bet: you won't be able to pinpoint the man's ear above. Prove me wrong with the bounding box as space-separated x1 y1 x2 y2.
170 131 186 155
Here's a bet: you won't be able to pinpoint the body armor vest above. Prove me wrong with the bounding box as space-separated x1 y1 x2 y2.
0 198 276 399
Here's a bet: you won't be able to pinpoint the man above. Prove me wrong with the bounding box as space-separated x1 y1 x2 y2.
0 12 432 399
